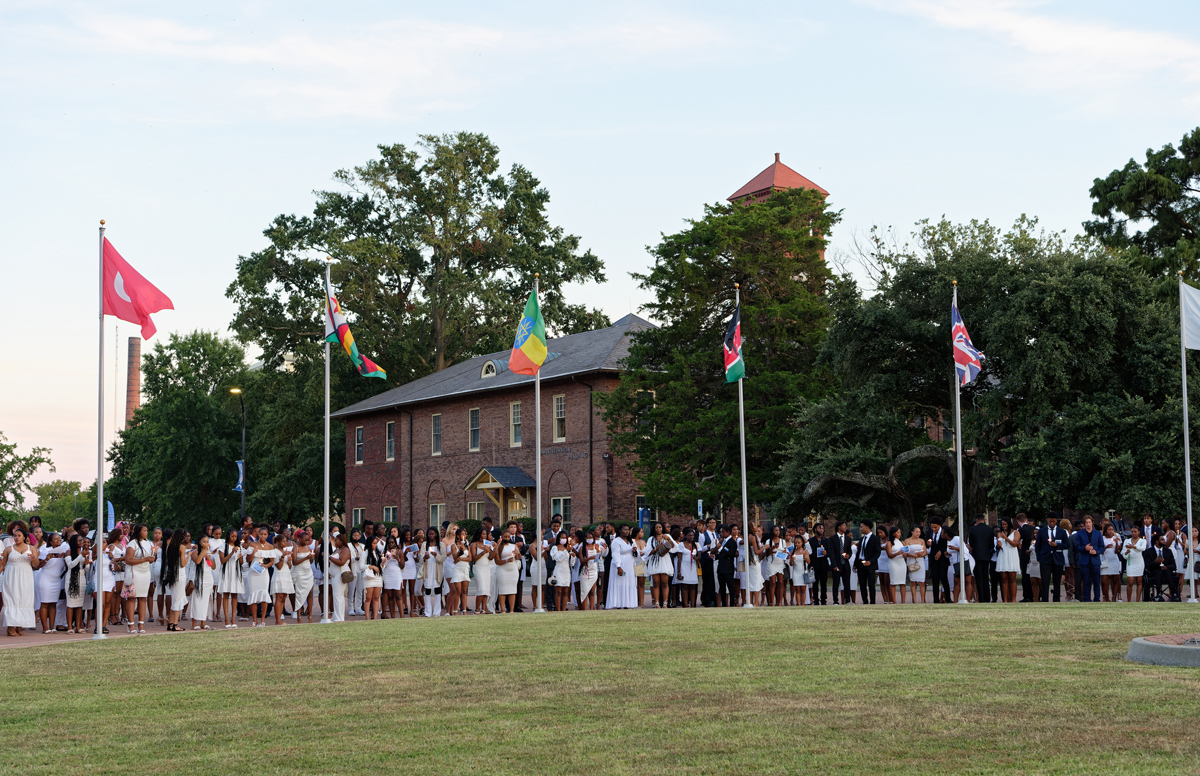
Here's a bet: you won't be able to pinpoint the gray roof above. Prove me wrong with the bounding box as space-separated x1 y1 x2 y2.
331 313 655 419
472 466 537 489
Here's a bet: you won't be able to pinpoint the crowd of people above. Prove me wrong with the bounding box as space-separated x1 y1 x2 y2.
0 508 1194 637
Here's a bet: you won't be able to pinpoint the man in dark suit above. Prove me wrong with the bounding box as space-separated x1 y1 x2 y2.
1147 534 1180 602
967 513 994 603
1016 513 1035 601
1138 513 1161 601
715 525 737 607
1037 515 1067 601
927 516 951 603
541 515 563 611
855 520 881 604
808 522 829 605
825 521 852 605
697 518 719 607
1072 515 1104 602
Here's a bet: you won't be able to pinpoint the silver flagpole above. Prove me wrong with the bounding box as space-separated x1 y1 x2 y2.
1180 272 1197 603
321 258 332 623
954 281 968 604
736 283 752 609
93 220 107 639
533 274 545 613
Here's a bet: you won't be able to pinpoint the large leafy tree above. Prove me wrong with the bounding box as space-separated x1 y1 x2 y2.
30 479 83 531
108 331 247 532
778 217 1186 523
0 431 53 514
1086 126 1200 284
598 188 839 517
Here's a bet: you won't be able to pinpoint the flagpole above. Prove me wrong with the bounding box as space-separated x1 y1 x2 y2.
533 274 545 613
953 281 968 604
735 283 752 608
1180 271 1197 604
93 220 107 639
320 258 332 623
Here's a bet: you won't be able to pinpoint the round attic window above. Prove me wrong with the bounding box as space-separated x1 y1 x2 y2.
481 360 497 378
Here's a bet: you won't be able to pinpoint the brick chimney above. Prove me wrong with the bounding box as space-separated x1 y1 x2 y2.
125 337 141 427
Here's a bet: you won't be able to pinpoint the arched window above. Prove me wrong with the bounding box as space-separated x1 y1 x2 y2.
481 360 497 378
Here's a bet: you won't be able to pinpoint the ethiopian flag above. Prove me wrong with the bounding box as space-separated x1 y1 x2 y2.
509 289 548 376
723 303 745 383
325 278 386 379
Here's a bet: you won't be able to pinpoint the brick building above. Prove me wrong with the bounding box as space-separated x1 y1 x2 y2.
332 314 655 529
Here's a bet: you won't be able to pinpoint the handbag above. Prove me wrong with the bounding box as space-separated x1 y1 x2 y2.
802 570 815 586
340 567 354 584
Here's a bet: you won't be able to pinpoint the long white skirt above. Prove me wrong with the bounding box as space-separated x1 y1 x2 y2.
1 563 35 627
605 564 638 609
189 577 214 620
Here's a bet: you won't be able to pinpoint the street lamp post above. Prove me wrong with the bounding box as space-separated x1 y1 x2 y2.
231 388 246 523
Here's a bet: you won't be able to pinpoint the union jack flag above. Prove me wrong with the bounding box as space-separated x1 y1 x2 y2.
951 302 983 386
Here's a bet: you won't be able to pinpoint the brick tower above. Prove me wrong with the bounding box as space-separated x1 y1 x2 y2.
125 337 141 427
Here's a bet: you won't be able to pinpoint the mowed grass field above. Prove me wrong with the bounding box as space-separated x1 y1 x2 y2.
6 605 1200 775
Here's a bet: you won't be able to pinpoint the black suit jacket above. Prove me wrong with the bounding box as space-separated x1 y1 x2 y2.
808 536 829 569
1018 523 1035 555
1148 544 1175 575
967 522 994 559
716 536 738 576
927 528 950 565
825 533 851 570
855 533 881 570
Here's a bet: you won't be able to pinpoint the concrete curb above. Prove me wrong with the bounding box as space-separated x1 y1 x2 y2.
1127 637 1200 668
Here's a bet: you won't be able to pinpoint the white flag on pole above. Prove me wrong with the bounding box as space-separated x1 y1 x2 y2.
1181 280 1200 350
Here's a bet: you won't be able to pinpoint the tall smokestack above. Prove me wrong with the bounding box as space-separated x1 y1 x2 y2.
125 337 141 427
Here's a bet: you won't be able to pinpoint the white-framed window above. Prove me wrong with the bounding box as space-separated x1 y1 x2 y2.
510 402 522 447
469 407 480 451
467 501 485 521
354 426 364 464
481 360 497 378
383 506 397 522
352 507 364 526
553 395 566 442
429 503 445 527
385 421 395 461
431 414 442 456
551 497 571 526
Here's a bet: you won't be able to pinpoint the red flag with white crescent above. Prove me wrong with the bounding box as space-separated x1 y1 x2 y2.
101 238 173 339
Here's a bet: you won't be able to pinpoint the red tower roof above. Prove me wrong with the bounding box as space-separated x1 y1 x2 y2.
727 153 828 202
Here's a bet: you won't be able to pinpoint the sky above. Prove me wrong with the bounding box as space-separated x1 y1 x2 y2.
2 0 1199 490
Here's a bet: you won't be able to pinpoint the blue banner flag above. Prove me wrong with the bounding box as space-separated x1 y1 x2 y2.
233 460 244 492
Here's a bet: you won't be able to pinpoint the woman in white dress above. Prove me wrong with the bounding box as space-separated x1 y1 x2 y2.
549 531 573 612
1185 526 1200 602
788 531 811 606
645 523 676 609
672 529 700 608
346 530 364 617
469 528 494 614
420 528 444 617
631 527 648 609
761 525 787 607
446 528 470 616
1 525 38 636
403 529 421 618
1122 526 1147 604
149 527 163 625
884 526 908 603
494 529 520 614
605 524 638 609
162 529 190 632
63 534 90 633
903 526 927 604
326 533 351 622
291 530 315 623
1027 538 1042 602
731 525 745 606
189 536 216 630
1100 523 1122 602
380 536 403 619
243 527 275 627
271 534 296 624
99 529 122 631
577 529 602 610
995 517 1021 602
122 524 156 634
745 524 764 607
1170 518 1186 600
360 535 383 620
207 525 225 624
217 529 244 628
36 532 67 634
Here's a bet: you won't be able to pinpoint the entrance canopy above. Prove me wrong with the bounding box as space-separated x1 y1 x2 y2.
465 466 536 522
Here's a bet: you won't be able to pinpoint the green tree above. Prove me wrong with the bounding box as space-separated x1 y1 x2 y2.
778 217 1185 522
31 479 83 531
1086 126 1200 284
108 331 247 532
0 431 54 513
598 188 839 517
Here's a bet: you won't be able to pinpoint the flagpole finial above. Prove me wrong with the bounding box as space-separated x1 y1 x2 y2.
535 273 540 279
1180 270 1185 277
952 280 957 287
99 219 105 226
735 283 740 289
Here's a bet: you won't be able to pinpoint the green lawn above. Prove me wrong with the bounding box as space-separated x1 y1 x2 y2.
7 605 1200 775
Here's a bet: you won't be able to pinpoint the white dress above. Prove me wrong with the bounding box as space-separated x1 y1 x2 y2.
401 544 418 581
218 547 244 595
645 536 675 576
471 543 493 598
789 546 808 586
764 540 787 578
1100 536 1120 576
579 544 601 600
605 538 639 609
746 541 764 593
450 545 471 584
1123 538 1147 577
996 532 1020 573
674 544 699 585
496 544 519 595
2 547 36 627
244 547 273 605
381 550 404 590
550 547 572 588
64 554 88 608
127 540 154 597
291 548 314 603
887 539 907 585
189 555 216 619
167 552 188 611
905 543 926 583
272 549 296 595
37 545 67 604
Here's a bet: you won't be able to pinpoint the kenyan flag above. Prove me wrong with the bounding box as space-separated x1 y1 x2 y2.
723 303 745 383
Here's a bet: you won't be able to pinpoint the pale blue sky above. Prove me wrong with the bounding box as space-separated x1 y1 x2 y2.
3 0 1199 487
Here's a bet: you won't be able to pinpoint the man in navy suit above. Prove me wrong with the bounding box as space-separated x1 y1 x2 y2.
855 520 881 604
1072 515 1104 602
1037 514 1067 602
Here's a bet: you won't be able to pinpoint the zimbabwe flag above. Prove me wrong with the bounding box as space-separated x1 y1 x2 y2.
510 289 548 376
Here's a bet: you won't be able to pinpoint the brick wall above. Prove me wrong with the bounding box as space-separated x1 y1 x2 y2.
344 372 645 530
